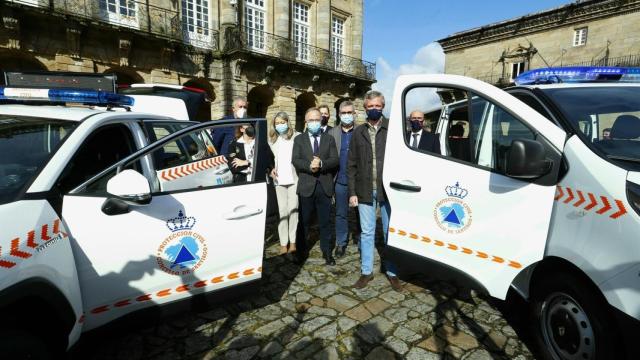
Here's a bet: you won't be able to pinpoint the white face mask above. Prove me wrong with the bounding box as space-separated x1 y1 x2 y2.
235 108 247 119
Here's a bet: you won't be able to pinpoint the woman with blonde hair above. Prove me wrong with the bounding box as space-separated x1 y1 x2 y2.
269 111 300 255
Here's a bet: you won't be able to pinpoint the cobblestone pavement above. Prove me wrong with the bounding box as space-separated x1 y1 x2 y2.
73 239 537 360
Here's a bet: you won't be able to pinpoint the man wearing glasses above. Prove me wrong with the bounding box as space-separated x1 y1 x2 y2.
329 101 361 258
407 110 440 153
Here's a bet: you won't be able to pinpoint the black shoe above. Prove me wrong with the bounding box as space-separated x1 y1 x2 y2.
334 245 346 258
323 252 336 266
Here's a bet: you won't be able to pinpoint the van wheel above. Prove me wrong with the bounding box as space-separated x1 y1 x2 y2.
0 330 50 360
531 273 617 360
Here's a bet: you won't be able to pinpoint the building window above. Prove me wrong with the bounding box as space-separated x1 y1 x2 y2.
331 16 345 70
510 62 526 80
182 0 211 48
99 0 139 28
245 0 266 51
293 2 310 62
573 27 588 46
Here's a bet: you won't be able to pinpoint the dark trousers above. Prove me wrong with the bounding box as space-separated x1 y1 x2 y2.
299 182 334 256
335 182 360 247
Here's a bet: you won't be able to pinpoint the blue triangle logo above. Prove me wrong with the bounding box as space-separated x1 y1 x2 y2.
173 245 197 267
444 209 461 225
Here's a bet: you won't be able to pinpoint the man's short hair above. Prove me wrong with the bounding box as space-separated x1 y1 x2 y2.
305 107 321 119
409 110 424 119
232 96 247 107
364 90 385 106
318 104 330 112
339 100 355 112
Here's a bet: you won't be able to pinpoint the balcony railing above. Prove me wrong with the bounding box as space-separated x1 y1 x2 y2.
4 0 219 50
225 26 376 80
563 54 640 68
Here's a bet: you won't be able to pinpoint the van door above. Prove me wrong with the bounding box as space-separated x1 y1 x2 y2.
60 120 268 330
384 75 566 299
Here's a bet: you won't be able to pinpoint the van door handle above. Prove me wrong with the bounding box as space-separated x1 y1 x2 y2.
223 205 263 220
390 181 421 192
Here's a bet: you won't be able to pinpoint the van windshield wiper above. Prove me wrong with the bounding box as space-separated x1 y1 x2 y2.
607 155 640 164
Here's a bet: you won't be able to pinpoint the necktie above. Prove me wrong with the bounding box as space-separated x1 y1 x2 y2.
412 134 418 148
313 135 319 156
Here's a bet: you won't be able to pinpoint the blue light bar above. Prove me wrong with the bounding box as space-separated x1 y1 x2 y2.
514 66 640 85
0 87 134 106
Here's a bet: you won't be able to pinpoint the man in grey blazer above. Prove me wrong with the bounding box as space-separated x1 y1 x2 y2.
292 107 339 265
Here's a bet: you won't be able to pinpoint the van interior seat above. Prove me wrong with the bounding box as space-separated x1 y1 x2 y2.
611 114 640 139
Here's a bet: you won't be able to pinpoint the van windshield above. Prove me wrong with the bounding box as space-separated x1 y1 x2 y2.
543 86 640 162
0 116 77 205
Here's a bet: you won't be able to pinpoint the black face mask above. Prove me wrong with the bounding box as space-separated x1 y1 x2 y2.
244 125 255 138
321 115 329 126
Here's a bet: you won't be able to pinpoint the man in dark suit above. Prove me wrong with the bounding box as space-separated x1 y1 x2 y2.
212 96 248 155
318 104 334 134
292 107 339 265
407 110 440 153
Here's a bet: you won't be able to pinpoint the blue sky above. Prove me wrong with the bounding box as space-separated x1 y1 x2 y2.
363 0 571 107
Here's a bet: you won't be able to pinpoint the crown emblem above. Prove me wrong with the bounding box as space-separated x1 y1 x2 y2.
166 210 196 232
445 182 468 199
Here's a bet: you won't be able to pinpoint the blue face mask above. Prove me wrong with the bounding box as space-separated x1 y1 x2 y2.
366 108 383 121
275 123 289 134
307 121 321 134
410 121 423 132
340 114 354 125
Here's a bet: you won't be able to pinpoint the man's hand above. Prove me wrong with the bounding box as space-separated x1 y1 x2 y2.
270 168 278 179
310 156 321 172
349 196 358 207
232 158 249 168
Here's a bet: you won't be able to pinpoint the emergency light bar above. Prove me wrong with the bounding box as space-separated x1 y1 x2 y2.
0 87 135 106
514 66 640 85
4 71 116 92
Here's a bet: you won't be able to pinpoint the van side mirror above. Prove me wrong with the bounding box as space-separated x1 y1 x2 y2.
505 139 552 179
102 170 151 215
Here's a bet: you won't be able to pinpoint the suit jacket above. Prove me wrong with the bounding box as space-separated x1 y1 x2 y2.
348 117 389 203
211 115 236 155
407 130 441 153
292 131 339 197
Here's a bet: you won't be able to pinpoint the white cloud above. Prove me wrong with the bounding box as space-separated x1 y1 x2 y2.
372 42 445 116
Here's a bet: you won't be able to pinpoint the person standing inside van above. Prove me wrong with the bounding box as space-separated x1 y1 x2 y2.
269 112 300 255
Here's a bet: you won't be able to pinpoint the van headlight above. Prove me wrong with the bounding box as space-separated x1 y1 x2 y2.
627 181 640 216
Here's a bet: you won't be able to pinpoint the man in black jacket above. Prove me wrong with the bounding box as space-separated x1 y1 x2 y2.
348 90 401 291
292 107 339 265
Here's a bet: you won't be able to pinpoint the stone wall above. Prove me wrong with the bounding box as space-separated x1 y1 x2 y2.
443 10 640 83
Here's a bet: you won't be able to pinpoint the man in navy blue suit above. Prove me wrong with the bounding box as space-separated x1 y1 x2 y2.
212 96 248 155
407 110 440 153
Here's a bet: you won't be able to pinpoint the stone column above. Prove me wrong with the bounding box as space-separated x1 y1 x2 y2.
316 0 331 49
274 0 290 38
351 0 363 59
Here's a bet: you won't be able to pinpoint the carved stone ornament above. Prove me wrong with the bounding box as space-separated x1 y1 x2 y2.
118 37 132 67
2 12 20 49
66 25 82 59
160 46 175 71
232 58 247 80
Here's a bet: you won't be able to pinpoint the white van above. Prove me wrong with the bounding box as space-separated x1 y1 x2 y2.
384 67 640 360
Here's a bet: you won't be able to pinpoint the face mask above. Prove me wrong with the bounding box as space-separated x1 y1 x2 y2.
321 115 329 126
307 121 321 135
340 114 354 125
410 121 423 132
275 123 289 134
366 108 383 121
235 108 247 119
244 125 255 138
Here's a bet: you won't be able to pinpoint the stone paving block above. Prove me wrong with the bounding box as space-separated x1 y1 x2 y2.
436 325 479 350
311 283 341 298
383 336 409 355
484 330 508 352
300 316 332 333
326 294 359 312
254 319 287 337
384 307 410 323
313 345 340 360
258 341 284 358
310 297 325 306
405 318 431 335
225 345 260 360
393 325 422 343
405 347 441 360
295 292 313 303
314 322 338 340
307 305 338 317
364 346 396 360
345 304 373 322
417 335 446 352
364 298 391 315
462 349 493 360
337 316 358 332
366 315 394 335
380 291 406 304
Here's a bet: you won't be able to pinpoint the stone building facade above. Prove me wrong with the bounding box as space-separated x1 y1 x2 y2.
438 0 640 87
0 0 375 129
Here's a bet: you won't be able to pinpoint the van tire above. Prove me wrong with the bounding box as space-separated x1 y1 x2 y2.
0 330 51 360
531 272 618 360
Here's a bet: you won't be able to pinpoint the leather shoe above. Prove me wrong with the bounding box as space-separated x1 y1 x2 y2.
334 245 346 258
324 253 336 266
353 274 374 289
387 275 403 292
